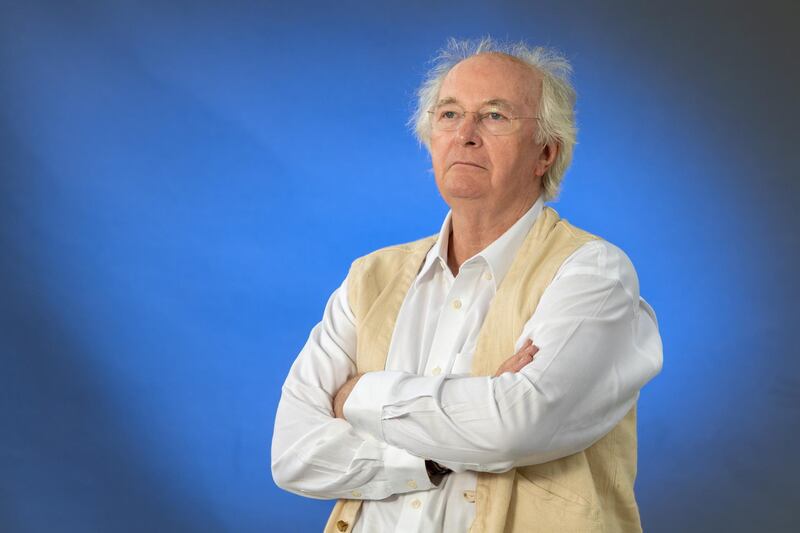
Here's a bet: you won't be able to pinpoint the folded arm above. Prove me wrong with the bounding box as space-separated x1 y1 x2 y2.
343 241 664 473
271 279 434 500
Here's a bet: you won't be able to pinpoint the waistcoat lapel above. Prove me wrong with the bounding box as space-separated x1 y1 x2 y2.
351 235 438 373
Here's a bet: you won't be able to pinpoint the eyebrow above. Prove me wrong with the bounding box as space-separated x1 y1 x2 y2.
434 97 517 111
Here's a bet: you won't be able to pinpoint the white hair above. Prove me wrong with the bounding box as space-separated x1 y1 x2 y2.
410 37 578 202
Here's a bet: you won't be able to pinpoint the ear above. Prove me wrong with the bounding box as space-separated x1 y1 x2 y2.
534 142 558 178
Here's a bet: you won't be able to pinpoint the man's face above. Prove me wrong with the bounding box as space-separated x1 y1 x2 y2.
429 53 551 214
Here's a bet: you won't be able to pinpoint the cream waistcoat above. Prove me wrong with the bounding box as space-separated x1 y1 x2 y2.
325 207 642 533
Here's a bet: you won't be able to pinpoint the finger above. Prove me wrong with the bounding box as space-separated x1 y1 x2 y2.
510 353 534 372
496 353 531 376
510 339 531 357
514 344 537 361
510 345 540 373
495 342 539 377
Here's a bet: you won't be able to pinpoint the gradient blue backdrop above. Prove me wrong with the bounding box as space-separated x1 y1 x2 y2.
2 1 798 531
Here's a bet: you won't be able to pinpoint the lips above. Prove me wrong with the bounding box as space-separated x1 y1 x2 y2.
451 161 486 169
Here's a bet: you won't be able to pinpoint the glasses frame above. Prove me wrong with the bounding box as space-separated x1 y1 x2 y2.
426 109 541 136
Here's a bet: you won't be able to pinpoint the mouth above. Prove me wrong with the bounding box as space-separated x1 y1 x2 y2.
451 161 486 170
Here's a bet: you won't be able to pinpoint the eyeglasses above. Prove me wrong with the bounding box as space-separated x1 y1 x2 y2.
427 105 540 136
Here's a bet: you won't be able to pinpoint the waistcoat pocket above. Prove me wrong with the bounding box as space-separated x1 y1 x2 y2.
509 469 602 530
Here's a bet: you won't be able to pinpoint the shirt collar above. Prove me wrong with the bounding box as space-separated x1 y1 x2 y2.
415 195 545 290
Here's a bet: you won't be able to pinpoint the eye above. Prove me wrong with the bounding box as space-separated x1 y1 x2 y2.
486 111 509 121
441 110 458 119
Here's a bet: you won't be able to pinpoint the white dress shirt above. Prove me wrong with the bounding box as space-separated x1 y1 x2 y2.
271 196 663 533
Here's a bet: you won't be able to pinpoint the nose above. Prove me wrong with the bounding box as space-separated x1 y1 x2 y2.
456 112 483 147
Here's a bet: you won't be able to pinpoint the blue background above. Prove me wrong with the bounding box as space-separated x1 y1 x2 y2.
1 1 798 531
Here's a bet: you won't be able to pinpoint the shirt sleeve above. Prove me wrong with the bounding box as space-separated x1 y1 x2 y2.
343 240 663 473
270 273 434 500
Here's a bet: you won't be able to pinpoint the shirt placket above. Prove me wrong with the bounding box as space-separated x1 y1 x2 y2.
393 486 430 532
424 262 481 377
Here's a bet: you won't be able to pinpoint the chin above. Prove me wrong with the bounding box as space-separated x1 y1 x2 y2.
440 172 488 199
443 188 489 205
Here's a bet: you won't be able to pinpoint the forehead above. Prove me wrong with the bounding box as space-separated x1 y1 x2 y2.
437 53 541 109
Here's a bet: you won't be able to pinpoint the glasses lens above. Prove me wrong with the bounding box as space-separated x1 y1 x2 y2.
431 105 462 131
480 112 514 135
429 107 518 135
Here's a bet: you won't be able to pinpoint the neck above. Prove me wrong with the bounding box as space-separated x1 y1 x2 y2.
446 195 539 276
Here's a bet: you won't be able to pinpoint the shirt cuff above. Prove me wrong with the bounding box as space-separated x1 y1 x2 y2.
343 370 406 442
345 371 436 495
380 442 435 493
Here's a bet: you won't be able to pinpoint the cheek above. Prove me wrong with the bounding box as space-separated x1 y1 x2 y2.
482 142 511 172
429 139 449 171
503 142 537 173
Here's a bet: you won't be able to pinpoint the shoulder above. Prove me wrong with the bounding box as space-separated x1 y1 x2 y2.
345 233 437 319
349 233 437 275
555 237 640 303
549 208 600 243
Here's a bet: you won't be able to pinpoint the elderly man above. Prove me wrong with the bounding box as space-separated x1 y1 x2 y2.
271 37 662 533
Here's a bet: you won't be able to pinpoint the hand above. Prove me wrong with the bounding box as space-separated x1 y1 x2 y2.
333 373 364 419
494 339 539 377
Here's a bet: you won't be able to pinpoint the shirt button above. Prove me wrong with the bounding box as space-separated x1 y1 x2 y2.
351 490 361 497
407 479 417 489
483 272 493 281
451 299 462 310
336 520 349 531
431 367 442 376
411 499 422 509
